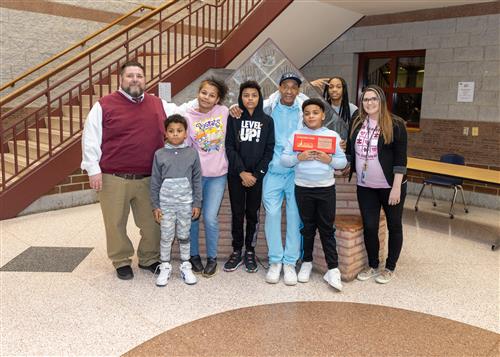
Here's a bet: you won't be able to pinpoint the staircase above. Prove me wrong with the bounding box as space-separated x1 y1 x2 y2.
0 0 293 220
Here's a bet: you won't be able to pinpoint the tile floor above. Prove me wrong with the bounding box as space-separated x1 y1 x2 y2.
1 195 499 356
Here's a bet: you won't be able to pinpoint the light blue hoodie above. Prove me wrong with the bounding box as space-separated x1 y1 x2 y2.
263 90 307 175
280 126 347 187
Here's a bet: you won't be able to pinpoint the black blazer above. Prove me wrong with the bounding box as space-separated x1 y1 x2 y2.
346 116 407 187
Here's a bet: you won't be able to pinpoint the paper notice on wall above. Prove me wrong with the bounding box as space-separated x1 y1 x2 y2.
457 81 474 102
158 82 171 102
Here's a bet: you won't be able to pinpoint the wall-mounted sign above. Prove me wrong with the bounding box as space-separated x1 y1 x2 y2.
457 81 474 103
159 82 171 102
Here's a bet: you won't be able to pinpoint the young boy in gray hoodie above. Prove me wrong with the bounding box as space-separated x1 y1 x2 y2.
150 114 202 287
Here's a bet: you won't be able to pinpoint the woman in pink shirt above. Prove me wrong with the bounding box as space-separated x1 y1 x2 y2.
346 84 408 284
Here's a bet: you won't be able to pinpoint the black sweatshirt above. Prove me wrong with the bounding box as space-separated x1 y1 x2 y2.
225 87 275 180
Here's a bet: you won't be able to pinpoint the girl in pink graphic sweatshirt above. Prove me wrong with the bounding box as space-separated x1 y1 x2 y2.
183 78 229 277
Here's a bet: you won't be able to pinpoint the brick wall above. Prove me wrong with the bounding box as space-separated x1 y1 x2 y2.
407 119 500 168
45 169 91 195
406 118 500 196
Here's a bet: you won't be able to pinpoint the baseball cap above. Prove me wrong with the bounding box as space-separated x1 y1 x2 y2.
279 72 302 86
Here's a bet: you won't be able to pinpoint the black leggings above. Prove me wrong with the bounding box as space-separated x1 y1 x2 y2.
227 174 263 252
356 183 406 271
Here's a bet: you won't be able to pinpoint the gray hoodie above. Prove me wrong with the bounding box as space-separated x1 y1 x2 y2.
150 143 202 209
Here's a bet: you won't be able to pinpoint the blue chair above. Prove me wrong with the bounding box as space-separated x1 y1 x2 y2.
414 154 469 219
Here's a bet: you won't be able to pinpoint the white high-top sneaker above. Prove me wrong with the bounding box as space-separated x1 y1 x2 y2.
283 264 297 286
323 268 343 291
297 261 313 283
156 262 172 287
265 263 282 284
180 261 197 285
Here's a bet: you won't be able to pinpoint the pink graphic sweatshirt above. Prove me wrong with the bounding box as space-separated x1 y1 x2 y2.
185 104 229 177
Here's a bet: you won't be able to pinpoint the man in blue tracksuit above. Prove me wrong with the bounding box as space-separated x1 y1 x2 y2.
261 72 308 285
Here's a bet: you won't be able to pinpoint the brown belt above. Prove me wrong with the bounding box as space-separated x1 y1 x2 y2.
112 173 151 180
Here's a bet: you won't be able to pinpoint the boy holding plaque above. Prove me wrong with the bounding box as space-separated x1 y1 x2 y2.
280 98 347 291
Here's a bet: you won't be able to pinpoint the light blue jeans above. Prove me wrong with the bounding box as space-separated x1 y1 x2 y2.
263 171 302 266
190 174 227 258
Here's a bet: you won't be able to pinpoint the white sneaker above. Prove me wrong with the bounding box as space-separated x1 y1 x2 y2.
265 263 282 284
375 269 395 284
356 267 381 281
283 264 297 286
180 261 197 285
156 262 172 287
297 262 313 283
323 268 343 291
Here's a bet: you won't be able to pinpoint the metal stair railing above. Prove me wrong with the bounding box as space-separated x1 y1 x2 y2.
0 4 156 95
0 0 263 190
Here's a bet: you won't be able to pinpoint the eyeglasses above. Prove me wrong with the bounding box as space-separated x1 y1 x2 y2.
362 97 380 103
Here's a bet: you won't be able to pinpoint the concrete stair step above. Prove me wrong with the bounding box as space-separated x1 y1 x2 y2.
79 95 101 107
28 128 70 145
8 140 50 159
2 153 28 175
0 171 13 185
46 116 85 132
61 105 90 118
2 128 79 186
93 84 114 96
140 54 177 67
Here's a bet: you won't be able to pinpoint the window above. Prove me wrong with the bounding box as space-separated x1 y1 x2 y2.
357 50 425 128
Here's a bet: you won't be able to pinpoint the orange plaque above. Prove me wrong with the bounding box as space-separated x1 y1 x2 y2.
293 134 336 154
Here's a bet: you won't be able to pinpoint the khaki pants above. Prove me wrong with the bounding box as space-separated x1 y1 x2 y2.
99 174 160 268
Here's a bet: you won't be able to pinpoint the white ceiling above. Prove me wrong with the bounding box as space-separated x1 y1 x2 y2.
318 0 498 16
228 1 362 69
228 0 498 69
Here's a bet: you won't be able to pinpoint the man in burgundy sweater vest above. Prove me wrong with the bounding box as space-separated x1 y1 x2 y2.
81 61 166 280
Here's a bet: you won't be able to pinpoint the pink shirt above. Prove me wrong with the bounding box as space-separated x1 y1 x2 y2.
355 118 391 188
186 104 229 177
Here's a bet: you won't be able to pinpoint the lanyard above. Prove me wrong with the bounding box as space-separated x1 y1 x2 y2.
363 120 378 170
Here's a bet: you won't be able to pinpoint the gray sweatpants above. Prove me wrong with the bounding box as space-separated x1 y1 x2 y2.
159 178 193 262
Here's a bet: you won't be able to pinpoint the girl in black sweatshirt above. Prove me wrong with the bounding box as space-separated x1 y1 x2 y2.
224 80 275 273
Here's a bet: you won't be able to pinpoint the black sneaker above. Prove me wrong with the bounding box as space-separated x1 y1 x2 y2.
139 261 161 274
190 255 204 274
223 251 242 272
244 250 258 273
116 265 134 280
203 257 217 277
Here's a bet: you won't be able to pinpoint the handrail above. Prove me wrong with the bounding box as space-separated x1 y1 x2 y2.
0 4 156 93
0 0 292 220
0 0 176 106
0 0 266 192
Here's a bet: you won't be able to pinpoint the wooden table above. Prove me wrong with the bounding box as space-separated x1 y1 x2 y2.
407 157 500 250
407 157 500 185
